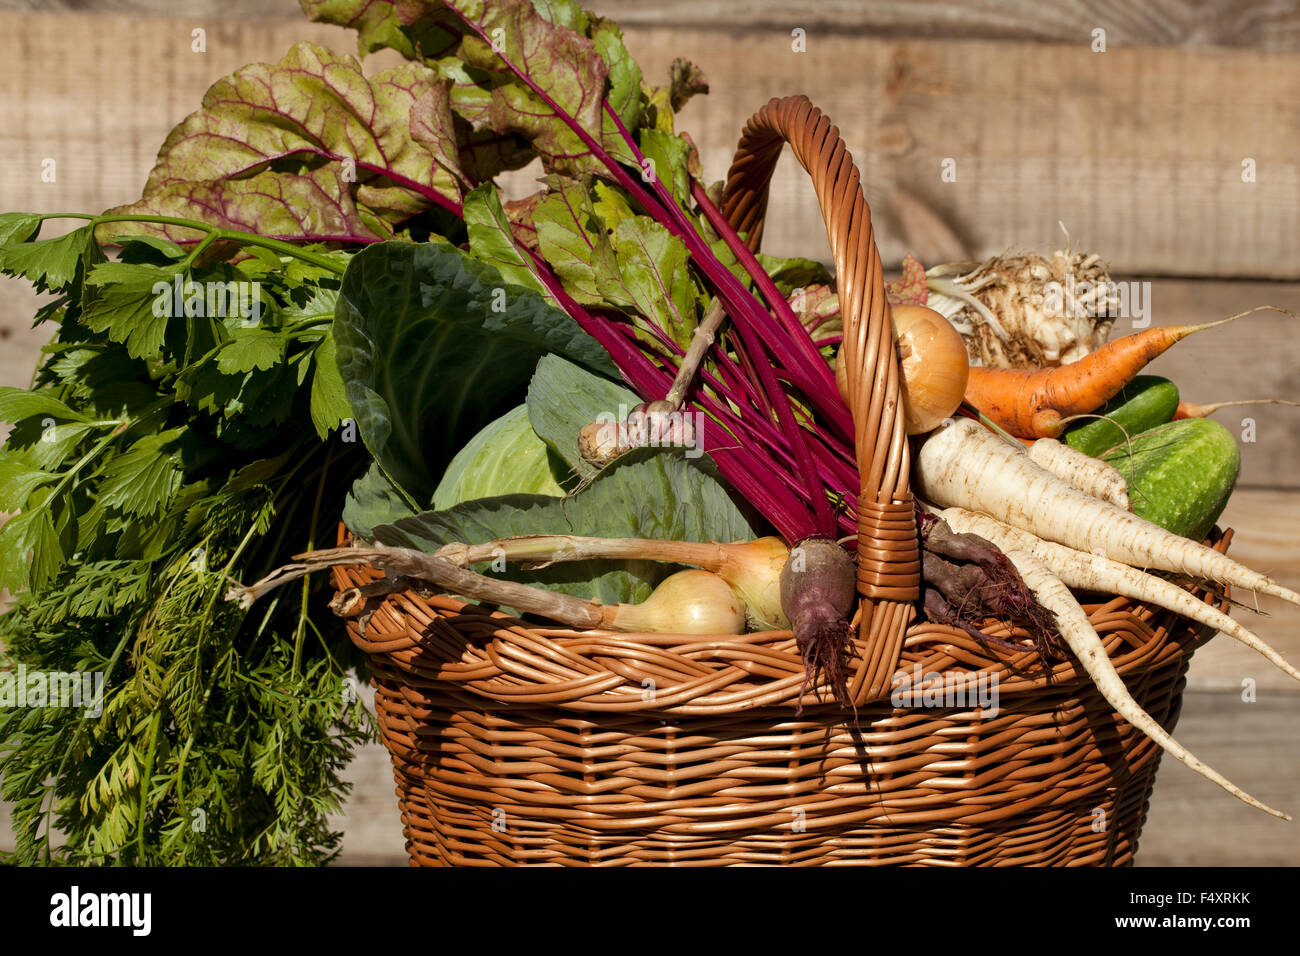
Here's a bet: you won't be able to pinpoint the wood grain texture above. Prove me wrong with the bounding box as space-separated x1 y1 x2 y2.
1137 691 1300 866
1186 488 1300 694
0 13 355 223
591 1 1300 53
8 1 1300 52
0 0 300 15
328 731 408 866
628 28 1300 278
2 12 1300 278
1138 280 1300 490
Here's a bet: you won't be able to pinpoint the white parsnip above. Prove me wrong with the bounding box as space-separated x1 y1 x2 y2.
1027 437 1131 511
915 418 1300 606
1003 548 1289 820
942 508 1300 684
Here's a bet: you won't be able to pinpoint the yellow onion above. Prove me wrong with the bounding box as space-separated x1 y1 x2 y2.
836 304 969 435
609 569 746 635
439 534 791 633
716 536 790 631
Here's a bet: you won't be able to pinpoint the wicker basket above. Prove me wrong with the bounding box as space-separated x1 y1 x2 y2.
331 96 1228 866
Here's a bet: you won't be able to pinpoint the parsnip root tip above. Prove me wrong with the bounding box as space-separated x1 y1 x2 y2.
1004 547 1290 820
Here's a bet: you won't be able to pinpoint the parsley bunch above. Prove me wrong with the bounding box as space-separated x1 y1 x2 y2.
0 214 372 865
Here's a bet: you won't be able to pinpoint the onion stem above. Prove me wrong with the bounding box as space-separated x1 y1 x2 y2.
435 534 757 570
227 539 784 635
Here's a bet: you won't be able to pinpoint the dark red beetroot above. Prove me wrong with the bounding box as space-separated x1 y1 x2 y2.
917 511 1061 661
779 519 1061 711
780 538 857 711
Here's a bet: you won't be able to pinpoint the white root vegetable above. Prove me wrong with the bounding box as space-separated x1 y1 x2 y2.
1027 437 1131 511
1003 548 1289 819
915 418 1300 606
942 508 1300 684
924 249 1119 368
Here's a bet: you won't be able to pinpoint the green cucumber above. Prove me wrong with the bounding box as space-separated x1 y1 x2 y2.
1099 418 1240 541
1063 375 1180 458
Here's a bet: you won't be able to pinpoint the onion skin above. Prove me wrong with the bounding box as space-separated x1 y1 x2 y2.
893 305 971 434
836 305 970 435
720 536 791 630
609 569 746 635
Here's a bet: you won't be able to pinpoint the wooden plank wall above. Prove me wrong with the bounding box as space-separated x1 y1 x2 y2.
11 0 1300 50
2 3 1300 278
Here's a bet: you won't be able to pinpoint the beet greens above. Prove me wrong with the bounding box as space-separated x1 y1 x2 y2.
104 0 861 546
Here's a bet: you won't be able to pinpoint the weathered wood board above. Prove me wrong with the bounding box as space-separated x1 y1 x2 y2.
1139 280 1300 491
1185 489 1300 694
9 0 1300 53
2 10 1299 277
577 1 1300 54
627 29 1300 278
1138 690 1300 866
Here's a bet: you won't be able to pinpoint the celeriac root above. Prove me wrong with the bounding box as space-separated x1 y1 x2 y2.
924 249 1118 368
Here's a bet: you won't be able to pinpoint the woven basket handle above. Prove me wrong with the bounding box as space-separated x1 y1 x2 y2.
721 96 919 703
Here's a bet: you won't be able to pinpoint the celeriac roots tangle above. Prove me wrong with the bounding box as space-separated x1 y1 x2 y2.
926 249 1117 368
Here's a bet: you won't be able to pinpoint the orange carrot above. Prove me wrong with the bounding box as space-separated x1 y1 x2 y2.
965 308 1280 438
1174 398 1300 420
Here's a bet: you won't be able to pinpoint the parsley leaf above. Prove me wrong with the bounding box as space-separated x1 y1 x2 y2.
0 225 97 290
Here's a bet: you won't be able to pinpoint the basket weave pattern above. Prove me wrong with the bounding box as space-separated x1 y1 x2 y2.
332 96 1224 865
335 552 1221 865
